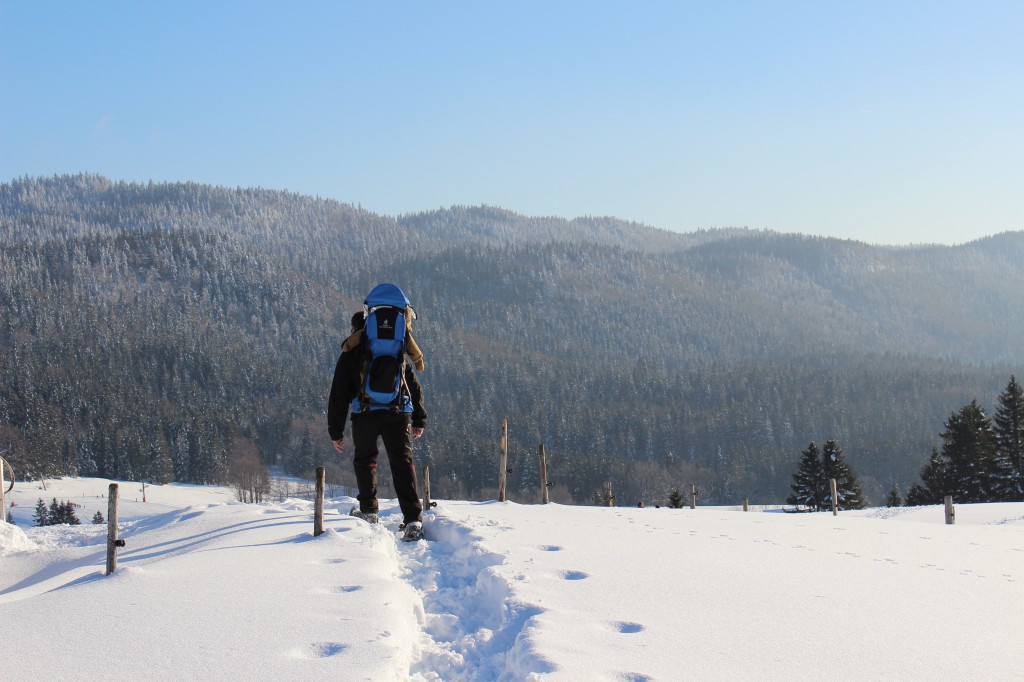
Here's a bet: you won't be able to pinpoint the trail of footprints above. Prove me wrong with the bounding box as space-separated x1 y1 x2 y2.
542 544 652 681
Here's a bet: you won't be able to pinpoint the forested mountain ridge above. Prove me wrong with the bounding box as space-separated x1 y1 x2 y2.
2 174 1021 506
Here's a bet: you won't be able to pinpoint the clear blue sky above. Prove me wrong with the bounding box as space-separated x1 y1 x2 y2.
2 1 1022 245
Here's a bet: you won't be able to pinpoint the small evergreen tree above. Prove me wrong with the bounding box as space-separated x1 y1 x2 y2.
6 509 15 524
787 442 825 511
886 486 903 507
905 483 930 506
994 375 1024 500
907 447 947 505
821 439 866 510
667 489 684 509
92 511 105 524
33 498 49 526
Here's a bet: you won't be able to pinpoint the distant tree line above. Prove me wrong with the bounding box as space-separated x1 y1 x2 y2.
2 175 1024 508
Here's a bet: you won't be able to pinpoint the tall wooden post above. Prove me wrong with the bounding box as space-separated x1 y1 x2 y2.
689 484 697 510
423 465 433 512
539 444 550 504
498 419 508 502
314 467 325 537
944 496 955 525
105 483 120 575
0 457 7 520
830 478 839 516
743 499 749 512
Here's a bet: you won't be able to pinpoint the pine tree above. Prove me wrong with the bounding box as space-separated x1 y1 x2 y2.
905 483 929 506
63 501 81 525
787 442 825 511
33 498 48 526
993 375 1024 500
942 400 998 503
906 447 948 505
886 486 903 507
667 489 684 509
92 510 105 524
821 439 866 510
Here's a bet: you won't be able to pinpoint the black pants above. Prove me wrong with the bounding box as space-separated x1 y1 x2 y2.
351 410 422 524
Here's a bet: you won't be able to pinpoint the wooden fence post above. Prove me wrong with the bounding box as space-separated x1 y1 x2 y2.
743 499 749 512
689 484 697 510
314 467 325 537
498 419 508 502
105 483 123 575
830 478 839 516
601 481 615 507
539 444 550 504
944 496 955 525
422 465 434 512
0 456 8 520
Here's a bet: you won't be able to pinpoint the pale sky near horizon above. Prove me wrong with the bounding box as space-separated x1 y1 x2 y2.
2 1 1021 246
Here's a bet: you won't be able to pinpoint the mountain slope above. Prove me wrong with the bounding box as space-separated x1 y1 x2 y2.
1 174 1022 505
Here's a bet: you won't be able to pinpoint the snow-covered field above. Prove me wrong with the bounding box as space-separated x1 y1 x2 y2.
2 477 1023 681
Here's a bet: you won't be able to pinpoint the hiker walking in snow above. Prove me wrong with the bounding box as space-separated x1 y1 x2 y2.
328 284 427 541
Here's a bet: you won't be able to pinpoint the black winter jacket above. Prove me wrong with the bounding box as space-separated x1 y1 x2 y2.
327 345 427 441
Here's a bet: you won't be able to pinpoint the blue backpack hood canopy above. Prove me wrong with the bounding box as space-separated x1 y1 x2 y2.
365 283 410 309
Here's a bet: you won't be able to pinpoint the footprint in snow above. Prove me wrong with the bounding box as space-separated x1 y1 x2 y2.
333 585 362 593
313 642 346 657
612 621 644 634
539 545 562 552
292 642 346 659
561 570 588 581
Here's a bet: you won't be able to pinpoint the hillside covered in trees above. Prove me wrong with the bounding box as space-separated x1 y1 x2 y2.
2 174 1023 505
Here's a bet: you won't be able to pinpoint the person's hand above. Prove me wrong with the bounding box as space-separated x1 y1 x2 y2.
411 427 424 440
332 438 345 453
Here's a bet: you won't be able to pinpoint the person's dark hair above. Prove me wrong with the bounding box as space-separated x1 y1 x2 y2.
351 311 365 331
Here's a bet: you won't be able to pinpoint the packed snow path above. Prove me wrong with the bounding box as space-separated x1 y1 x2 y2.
396 510 551 681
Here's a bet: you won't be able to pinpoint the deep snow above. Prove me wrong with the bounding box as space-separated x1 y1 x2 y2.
2 477 1023 681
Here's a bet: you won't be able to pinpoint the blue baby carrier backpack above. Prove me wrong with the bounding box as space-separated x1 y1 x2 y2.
355 283 414 413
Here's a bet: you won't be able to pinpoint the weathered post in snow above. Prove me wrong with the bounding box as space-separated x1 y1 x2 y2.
539 444 550 504
601 481 615 507
423 466 430 510
944 496 955 525
830 478 839 516
105 483 123 575
314 466 325 537
423 465 433 512
743 499 749 512
498 419 508 502
0 456 9 519
689 484 697 510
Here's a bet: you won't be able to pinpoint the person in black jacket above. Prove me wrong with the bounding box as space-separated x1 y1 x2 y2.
328 312 426 533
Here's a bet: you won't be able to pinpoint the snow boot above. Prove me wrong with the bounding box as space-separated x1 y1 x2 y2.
350 506 379 524
400 520 423 542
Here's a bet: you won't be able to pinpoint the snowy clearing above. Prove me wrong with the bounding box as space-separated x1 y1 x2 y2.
2 477 1023 681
